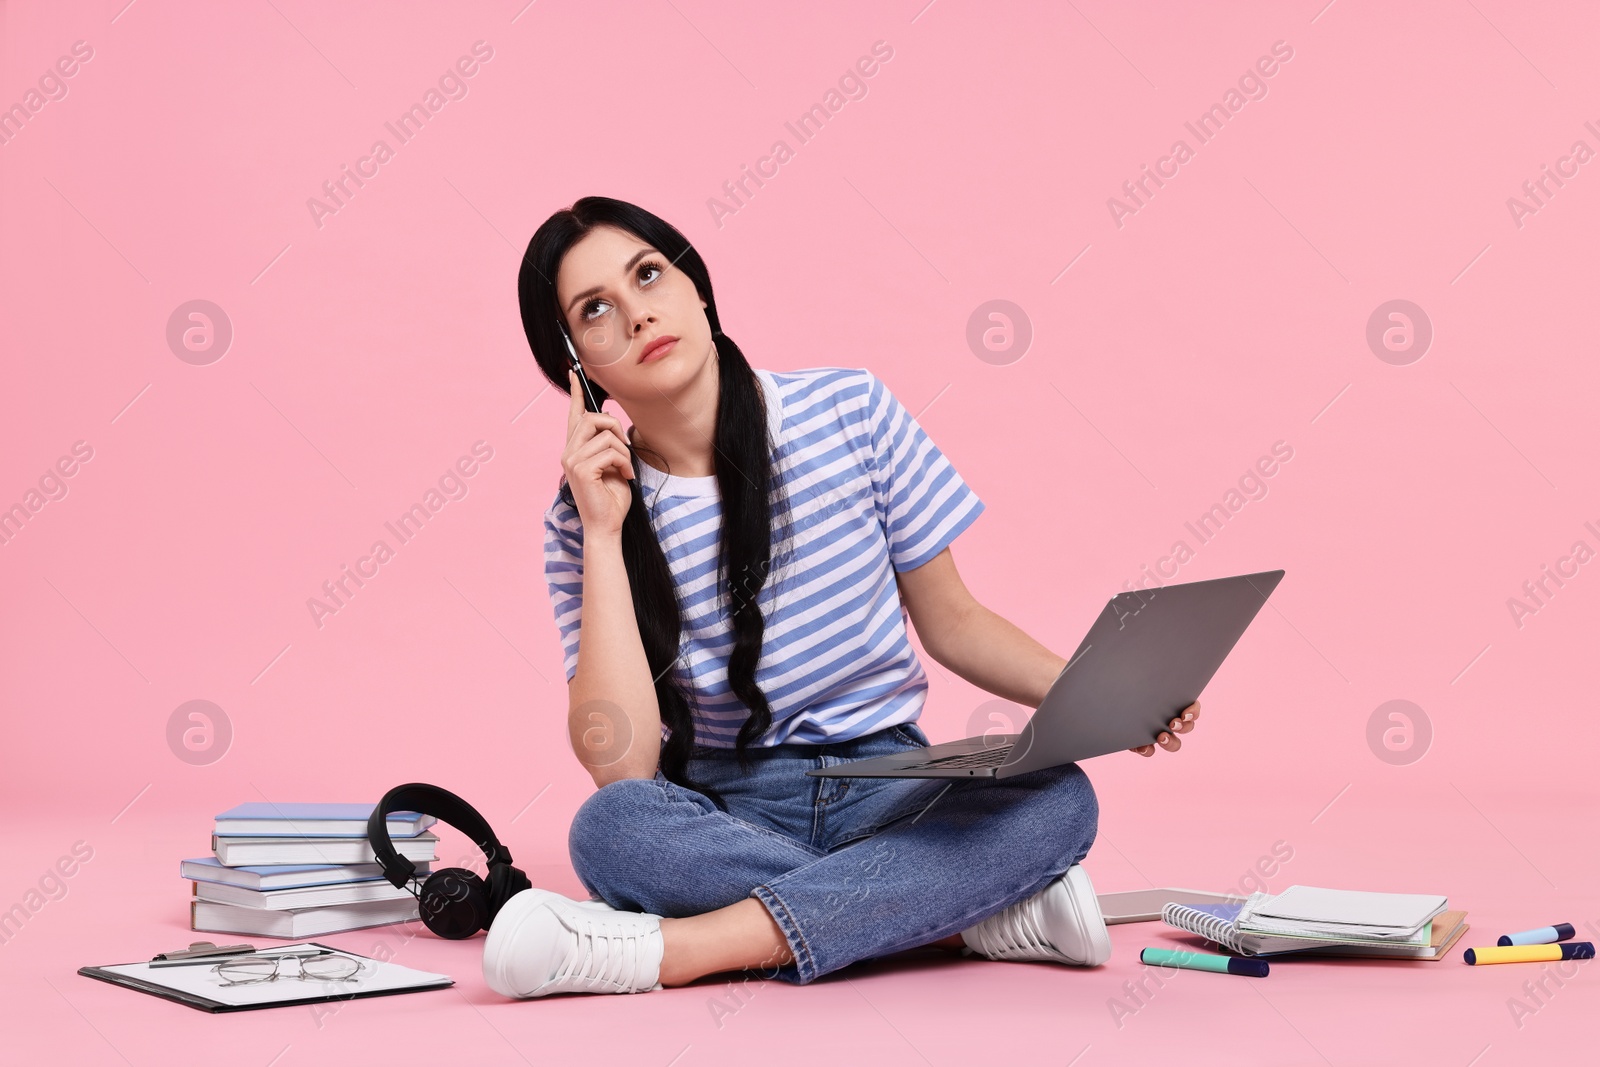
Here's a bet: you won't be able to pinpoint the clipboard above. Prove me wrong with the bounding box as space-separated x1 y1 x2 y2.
77 941 454 1013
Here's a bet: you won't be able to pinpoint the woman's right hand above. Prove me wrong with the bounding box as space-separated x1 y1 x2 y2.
562 368 635 538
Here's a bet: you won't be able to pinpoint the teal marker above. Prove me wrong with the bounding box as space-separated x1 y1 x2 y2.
1141 947 1269 977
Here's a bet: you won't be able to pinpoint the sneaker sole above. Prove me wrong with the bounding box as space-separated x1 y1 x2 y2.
1059 865 1112 966
482 887 565 998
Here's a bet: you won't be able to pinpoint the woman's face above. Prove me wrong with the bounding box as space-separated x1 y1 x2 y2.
554 224 713 402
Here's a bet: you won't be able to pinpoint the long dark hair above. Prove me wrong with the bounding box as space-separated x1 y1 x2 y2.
518 196 782 809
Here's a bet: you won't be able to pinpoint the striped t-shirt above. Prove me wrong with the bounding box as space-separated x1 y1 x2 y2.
542 366 986 747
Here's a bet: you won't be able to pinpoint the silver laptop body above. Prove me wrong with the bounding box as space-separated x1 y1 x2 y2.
806 569 1284 780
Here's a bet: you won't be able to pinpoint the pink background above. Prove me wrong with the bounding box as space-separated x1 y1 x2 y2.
3 0 1596 1062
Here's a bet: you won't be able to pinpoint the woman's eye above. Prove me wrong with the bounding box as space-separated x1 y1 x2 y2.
580 261 663 320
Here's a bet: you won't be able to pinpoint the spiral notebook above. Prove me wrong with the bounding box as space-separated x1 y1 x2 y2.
1162 899 1468 960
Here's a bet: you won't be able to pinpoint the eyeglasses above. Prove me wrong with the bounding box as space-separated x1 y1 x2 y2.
209 950 366 987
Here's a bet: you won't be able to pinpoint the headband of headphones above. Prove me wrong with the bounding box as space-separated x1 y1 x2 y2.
368 782 516 889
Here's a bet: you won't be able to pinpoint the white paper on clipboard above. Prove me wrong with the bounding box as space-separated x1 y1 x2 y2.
92 942 452 1009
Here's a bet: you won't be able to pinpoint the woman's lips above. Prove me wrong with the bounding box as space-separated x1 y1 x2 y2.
640 337 678 362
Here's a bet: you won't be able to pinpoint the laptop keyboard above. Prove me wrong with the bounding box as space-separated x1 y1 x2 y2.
920 744 1013 769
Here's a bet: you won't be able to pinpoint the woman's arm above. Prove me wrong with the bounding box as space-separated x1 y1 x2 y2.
557 374 665 786
894 547 1066 707
568 531 664 786
895 547 1194 752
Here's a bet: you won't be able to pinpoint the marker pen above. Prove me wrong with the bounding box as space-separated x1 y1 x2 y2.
1464 942 1594 966
1141 947 1269 977
1497 923 1575 947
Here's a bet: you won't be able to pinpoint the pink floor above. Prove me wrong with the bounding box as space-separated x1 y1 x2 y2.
9 781 1594 1066
4 1 1599 1063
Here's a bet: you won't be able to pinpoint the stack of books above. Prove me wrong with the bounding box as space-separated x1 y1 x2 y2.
1162 885 1469 960
180 803 439 939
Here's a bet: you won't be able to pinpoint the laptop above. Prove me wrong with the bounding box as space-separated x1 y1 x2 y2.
806 569 1284 779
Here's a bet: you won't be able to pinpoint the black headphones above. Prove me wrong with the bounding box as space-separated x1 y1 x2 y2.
367 783 532 940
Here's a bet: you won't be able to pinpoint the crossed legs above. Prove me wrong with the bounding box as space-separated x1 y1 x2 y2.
567 762 1099 985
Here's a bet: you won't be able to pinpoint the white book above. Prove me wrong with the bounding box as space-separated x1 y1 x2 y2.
193 878 415 910
214 816 436 838
1162 899 1469 959
1237 886 1448 941
191 897 421 938
211 831 437 867
180 856 432 890
212 803 437 839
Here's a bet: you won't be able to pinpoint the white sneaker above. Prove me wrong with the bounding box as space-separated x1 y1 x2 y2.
482 888 666 998
959 864 1112 966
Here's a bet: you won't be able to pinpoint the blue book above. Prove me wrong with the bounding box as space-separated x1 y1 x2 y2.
213 802 436 839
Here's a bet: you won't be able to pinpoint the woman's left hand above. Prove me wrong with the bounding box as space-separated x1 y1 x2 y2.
1130 701 1200 756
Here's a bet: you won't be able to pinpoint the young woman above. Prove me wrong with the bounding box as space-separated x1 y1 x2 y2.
481 196 1199 998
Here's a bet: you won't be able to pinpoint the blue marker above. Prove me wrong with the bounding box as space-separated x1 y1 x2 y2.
1497 923 1576 947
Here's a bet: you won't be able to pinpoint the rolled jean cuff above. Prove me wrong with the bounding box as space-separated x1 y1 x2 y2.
750 884 816 985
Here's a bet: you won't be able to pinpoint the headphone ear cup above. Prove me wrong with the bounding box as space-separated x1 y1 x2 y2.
485 863 533 923
417 868 490 940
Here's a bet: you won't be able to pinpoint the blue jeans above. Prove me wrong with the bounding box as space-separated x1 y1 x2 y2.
566 721 1100 985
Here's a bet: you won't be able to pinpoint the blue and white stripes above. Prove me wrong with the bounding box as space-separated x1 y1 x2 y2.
542 366 985 747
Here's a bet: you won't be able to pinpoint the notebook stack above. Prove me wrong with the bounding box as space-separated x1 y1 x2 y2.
180 803 439 939
1162 885 1470 960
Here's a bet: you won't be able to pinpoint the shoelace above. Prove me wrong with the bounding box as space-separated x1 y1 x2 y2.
967 897 1060 961
548 906 656 993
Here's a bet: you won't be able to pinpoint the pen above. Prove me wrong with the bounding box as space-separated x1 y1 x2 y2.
148 947 327 969
150 940 254 962
562 327 603 414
